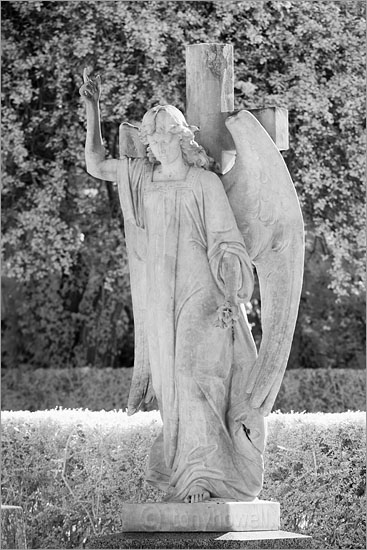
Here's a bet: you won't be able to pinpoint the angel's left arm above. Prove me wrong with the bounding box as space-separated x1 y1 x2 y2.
201 170 254 303
221 252 242 304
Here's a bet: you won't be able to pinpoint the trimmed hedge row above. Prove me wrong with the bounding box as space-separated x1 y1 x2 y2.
1 367 365 413
1 367 133 413
273 368 366 412
1 410 365 549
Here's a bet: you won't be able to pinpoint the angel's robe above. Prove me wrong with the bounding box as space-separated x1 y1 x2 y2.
117 158 266 501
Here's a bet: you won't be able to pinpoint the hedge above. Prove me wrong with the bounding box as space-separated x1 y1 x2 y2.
1 367 134 413
1 367 365 413
1 409 365 549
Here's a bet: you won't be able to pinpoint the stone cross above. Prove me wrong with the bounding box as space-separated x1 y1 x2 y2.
185 43 288 174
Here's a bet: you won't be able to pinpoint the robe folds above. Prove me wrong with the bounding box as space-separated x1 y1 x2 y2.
117 158 266 502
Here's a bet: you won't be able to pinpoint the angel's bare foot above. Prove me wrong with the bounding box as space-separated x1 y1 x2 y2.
184 485 211 503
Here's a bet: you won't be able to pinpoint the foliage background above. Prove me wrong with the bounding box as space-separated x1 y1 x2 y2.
1 366 366 414
2 409 366 549
1 0 366 375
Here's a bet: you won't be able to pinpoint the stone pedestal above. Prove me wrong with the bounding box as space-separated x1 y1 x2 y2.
86 501 311 549
120 500 279 532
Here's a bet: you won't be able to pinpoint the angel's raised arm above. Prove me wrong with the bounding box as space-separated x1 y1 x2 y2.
79 69 118 182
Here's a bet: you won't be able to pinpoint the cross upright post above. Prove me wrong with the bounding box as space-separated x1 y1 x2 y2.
185 43 289 174
186 43 235 174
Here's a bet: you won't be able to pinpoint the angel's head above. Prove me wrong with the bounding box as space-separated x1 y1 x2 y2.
139 105 213 169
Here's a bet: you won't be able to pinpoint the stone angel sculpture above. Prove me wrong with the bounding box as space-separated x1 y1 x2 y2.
79 69 304 505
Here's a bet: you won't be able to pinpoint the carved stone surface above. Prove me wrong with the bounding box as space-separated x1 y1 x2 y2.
120 501 280 532
186 43 235 172
248 107 289 151
80 43 304 507
222 109 304 415
217 531 311 541
119 122 147 159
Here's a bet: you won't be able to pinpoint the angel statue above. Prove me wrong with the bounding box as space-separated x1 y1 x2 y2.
79 69 304 504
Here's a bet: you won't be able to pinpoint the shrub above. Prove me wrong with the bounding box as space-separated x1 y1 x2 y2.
273 368 366 413
2 0 366 373
1 409 365 549
262 412 366 549
1 367 134 412
1 367 365 413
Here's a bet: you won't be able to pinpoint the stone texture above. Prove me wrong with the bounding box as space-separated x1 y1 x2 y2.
248 107 289 151
222 109 304 416
217 531 310 541
81 42 304 505
115 132 266 502
216 104 290 176
186 43 235 173
120 500 280 533
186 44 289 176
119 122 147 158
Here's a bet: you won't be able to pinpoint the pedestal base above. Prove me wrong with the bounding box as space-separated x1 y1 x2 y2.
120 500 280 532
85 500 311 549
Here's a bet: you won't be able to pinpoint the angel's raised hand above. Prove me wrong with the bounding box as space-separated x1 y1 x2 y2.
79 68 101 103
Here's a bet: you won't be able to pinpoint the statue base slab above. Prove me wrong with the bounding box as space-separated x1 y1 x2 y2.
120 500 280 532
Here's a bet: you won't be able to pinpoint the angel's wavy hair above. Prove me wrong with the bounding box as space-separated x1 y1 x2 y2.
139 105 214 170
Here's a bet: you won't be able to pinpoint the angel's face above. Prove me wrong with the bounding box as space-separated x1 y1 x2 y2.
147 111 182 165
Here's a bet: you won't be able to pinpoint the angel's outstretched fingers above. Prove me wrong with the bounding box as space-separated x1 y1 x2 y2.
94 74 101 92
79 83 91 98
79 71 101 101
83 67 90 84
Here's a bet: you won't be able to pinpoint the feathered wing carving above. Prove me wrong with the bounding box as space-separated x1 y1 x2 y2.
118 123 154 415
221 110 304 416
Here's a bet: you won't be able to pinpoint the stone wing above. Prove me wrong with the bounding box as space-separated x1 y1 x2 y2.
221 110 304 416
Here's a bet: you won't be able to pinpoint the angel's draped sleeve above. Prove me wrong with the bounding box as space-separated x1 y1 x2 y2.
116 158 146 228
200 171 254 303
115 157 151 414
